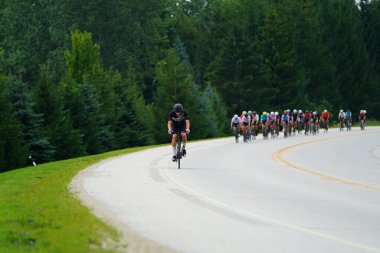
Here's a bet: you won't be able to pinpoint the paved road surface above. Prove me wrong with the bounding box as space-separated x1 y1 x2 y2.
73 127 380 253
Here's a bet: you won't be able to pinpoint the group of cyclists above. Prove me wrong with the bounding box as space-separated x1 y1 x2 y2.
230 109 367 143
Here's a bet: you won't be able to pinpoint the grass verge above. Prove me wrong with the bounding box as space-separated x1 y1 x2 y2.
0 145 162 253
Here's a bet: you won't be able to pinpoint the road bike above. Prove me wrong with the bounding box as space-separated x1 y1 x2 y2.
175 131 187 169
232 126 240 143
346 119 352 131
339 118 345 131
360 119 365 130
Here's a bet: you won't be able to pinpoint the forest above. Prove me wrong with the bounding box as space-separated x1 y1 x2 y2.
0 0 379 171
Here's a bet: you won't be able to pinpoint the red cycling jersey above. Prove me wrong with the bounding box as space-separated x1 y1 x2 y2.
322 111 330 120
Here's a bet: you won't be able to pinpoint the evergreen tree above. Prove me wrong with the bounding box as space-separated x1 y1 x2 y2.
33 66 85 160
7 77 54 164
153 49 199 142
0 75 26 171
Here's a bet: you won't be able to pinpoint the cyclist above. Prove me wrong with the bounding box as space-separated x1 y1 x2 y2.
168 103 190 162
281 110 290 137
241 112 251 142
304 110 312 134
297 110 304 134
338 109 345 131
251 111 260 139
311 111 319 134
274 112 280 136
261 111 269 139
291 109 298 135
231 114 242 141
321 109 330 132
359 110 366 130
345 109 352 130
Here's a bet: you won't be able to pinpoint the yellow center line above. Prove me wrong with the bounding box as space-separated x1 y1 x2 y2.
272 132 380 191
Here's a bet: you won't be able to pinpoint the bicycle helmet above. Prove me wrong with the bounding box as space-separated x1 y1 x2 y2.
234 114 239 119
324 109 327 113
263 112 267 116
242 111 247 115
248 110 252 115
252 111 257 114
271 111 274 115
313 111 317 115
286 109 290 113
173 103 183 112
340 109 343 113
364 110 367 113
275 112 279 116
293 109 297 113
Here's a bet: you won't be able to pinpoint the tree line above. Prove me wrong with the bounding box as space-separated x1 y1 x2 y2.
0 0 379 171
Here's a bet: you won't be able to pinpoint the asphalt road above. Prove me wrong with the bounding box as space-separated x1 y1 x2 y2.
74 127 380 253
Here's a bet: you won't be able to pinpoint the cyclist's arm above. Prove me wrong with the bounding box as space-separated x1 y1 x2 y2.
186 119 190 131
168 120 173 132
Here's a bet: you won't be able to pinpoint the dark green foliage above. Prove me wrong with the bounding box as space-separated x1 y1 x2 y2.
1 0 380 170
7 77 54 164
0 75 26 171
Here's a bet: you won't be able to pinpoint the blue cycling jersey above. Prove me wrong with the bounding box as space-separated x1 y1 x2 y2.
261 114 268 121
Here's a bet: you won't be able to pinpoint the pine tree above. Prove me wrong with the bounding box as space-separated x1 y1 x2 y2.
7 77 54 164
0 75 26 171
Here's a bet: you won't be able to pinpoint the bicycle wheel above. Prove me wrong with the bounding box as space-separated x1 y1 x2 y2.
177 133 182 169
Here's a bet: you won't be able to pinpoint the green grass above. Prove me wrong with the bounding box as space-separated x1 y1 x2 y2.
0 145 163 253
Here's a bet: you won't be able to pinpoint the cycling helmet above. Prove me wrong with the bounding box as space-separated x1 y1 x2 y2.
263 112 267 116
324 109 327 113
248 110 252 115
252 111 257 114
298 110 302 113
364 110 367 113
313 111 317 115
293 109 297 113
271 111 274 115
173 103 183 112
242 111 247 115
286 109 290 113
340 109 343 113
234 114 239 119
275 112 279 116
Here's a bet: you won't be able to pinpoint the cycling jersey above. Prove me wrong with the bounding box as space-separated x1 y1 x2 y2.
261 114 268 122
338 112 345 119
346 111 352 118
282 114 289 123
322 112 330 120
359 112 366 120
231 117 241 127
252 114 259 123
169 110 189 132
242 115 251 126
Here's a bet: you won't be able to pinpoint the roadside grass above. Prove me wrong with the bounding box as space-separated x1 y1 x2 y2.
0 145 163 253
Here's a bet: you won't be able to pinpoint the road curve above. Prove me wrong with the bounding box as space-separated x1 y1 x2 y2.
71 127 380 253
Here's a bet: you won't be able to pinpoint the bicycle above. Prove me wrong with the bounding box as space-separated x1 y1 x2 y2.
232 126 240 143
360 119 365 131
174 131 187 169
339 118 344 131
346 119 352 131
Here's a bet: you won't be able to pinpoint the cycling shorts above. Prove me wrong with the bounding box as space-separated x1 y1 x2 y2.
172 123 186 133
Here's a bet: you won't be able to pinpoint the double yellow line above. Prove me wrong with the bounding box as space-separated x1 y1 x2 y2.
272 133 380 191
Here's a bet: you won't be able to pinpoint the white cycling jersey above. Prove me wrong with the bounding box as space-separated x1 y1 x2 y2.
231 117 241 125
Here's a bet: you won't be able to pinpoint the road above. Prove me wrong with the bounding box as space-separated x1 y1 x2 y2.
72 127 380 253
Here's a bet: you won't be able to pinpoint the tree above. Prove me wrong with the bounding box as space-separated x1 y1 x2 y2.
7 77 54 164
153 49 200 142
0 74 25 171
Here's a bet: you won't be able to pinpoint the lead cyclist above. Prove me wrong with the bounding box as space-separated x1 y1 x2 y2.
168 103 190 162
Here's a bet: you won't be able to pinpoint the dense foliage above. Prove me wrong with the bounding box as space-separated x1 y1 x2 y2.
0 0 379 171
